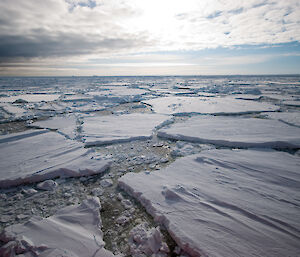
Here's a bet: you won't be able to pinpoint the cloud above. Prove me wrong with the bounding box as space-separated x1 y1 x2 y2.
0 0 299 75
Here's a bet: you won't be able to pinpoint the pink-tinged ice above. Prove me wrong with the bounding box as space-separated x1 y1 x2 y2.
143 96 278 115
82 113 170 146
119 149 300 257
0 197 119 257
158 116 300 149
0 130 110 188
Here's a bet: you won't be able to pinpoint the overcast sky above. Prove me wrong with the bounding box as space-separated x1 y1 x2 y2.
0 0 299 76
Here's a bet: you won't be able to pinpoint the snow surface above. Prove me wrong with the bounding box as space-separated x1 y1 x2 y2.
82 113 170 146
119 149 300 257
0 130 110 188
29 115 78 139
266 112 300 127
282 100 300 107
0 197 119 257
158 116 300 149
143 96 278 115
0 94 60 103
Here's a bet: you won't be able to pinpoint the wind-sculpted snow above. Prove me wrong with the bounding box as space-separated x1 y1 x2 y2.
143 96 278 115
0 130 110 188
158 116 300 149
0 197 119 257
82 113 171 146
119 149 300 257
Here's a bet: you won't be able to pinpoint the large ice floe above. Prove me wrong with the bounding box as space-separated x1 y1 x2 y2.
0 130 110 188
0 197 119 257
29 115 79 139
82 113 171 146
143 96 279 115
266 111 300 127
158 115 300 149
119 149 300 257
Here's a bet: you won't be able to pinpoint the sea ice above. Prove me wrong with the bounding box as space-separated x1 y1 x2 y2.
0 103 32 120
158 116 300 149
82 113 170 146
0 130 110 188
0 197 118 257
29 115 78 139
129 222 168 257
143 96 278 115
282 100 300 107
0 94 60 103
119 149 300 257
266 112 300 127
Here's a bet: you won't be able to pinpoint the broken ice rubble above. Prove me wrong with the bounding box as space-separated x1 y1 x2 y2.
0 130 110 188
0 197 119 257
143 96 279 115
119 149 300 257
158 115 300 149
82 113 170 146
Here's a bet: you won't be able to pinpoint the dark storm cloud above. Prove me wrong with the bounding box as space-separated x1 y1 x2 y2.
0 32 142 61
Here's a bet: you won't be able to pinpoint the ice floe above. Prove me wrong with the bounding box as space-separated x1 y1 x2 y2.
158 116 300 149
0 94 60 103
119 149 300 257
0 197 118 257
82 113 170 146
29 115 79 139
0 130 110 188
266 112 300 127
143 96 278 115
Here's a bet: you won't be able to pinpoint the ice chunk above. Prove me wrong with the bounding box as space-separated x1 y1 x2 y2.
0 197 118 257
0 103 32 120
129 222 166 257
158 116 300 149
0 130 110 188
119 149 300 257
143 96 278 115
37 180 58 191
266 112 300 127
29 115 78 139
82 113 170 146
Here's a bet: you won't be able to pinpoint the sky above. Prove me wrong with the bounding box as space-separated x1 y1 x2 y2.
0 0 300 76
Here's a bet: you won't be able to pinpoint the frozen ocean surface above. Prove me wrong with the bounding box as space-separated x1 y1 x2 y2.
0 197 119 257
119 149 300 257
0 130 110 188
82 113 171 146
0 75 299 256
158 115 300 149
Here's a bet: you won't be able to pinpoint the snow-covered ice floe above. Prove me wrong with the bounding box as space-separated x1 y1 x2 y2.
29 115 78 139
143 96 279 115
0 197 119 257
119 149 300 257
158 116 300 149
82 113 171 146
0 130 110 188
266 112 300 127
